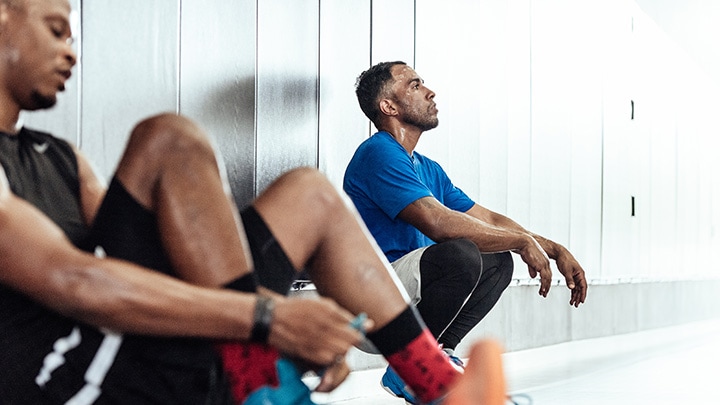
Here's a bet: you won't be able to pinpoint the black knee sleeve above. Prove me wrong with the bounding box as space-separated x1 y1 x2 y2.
421 238 483 286
493 251 514 289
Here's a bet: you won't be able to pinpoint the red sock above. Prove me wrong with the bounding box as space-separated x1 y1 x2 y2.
215 341 280 403
385 329 461 403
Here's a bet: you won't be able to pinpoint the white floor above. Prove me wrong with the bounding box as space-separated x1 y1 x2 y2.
307 318 720 404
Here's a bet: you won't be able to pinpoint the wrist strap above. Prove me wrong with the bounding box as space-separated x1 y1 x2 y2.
250 296 275 343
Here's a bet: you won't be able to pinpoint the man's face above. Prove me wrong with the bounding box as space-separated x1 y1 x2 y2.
387 64 439 131
1 0 76 110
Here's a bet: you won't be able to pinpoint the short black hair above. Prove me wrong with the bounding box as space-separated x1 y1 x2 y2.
355 61 406 126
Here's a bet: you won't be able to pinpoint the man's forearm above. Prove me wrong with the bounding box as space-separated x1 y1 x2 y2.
402 198 534 253
0 191 255 340
56 255 256 339
469 205 562 258
439 210 533 253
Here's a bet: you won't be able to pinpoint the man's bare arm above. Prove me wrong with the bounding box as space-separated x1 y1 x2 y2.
398 196 554 296
73 146 107 226
464 203 588 306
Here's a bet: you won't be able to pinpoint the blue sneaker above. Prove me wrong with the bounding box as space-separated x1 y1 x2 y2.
381 366 417 404
244 358 316 405
447 354 464 369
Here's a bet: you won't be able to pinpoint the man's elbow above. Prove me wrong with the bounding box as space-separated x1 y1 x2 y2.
43 260 123 325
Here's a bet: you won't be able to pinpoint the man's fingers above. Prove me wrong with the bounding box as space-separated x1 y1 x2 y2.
564 273 576 290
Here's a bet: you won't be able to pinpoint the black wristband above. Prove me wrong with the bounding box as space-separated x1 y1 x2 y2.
250 296 275 343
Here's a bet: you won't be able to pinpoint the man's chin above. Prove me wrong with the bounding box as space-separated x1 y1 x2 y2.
26 92 58 110
420 120 439 132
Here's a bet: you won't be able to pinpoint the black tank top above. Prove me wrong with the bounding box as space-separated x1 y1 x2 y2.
0 127 95 403
0 127 87 246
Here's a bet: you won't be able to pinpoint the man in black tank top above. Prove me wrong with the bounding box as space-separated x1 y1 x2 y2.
0 1 506 404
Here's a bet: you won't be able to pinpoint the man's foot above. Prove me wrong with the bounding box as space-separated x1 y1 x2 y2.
443 340 507 405
381 366 418 404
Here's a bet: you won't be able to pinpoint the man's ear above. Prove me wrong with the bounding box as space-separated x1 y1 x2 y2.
378 98 398 117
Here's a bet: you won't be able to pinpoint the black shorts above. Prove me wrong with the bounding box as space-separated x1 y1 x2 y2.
79 177 233 405
83 177 173 275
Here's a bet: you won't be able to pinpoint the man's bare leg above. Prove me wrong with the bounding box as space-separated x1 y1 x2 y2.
112 113 252 287
251 167 409 324
252 168 462 403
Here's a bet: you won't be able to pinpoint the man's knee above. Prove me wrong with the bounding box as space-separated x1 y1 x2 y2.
424 239 483 281
263 167 343 214
115 114 218 205
491 251 514 289
127 113 213 160
118 114 216 179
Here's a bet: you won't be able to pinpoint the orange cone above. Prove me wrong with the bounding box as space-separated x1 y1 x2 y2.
443 339 507 405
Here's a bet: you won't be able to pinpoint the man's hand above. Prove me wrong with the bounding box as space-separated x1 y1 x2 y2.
516 236 553 297
555 249 588 307
268 296 370 368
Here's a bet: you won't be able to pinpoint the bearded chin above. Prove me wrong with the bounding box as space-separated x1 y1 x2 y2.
28 91 58 110
409 116 439 132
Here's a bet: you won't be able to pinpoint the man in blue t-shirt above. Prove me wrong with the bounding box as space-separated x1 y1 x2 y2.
344 61 588 402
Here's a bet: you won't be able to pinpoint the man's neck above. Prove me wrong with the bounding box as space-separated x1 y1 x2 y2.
0 95 22 135
379 123 422 155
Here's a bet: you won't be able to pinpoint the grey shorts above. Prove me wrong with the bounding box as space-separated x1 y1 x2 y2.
391 246 429 306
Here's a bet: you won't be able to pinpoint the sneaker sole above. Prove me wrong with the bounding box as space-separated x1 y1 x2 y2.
380 380 416 404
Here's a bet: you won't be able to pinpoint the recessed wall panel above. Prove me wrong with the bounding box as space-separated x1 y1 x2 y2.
179 0 257 208
415 0 509 214
81 0 180 179
566 1 604 281
318 0 372 189
529 0 573 259
371 0 415 65
256 0 319 195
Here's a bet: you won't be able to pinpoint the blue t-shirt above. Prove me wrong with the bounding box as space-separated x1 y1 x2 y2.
343 131 475 262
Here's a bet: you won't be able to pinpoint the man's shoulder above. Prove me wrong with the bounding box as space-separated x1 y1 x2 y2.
412 150 443 169
20 126 53 137
20 127 66 145
355 132 405 157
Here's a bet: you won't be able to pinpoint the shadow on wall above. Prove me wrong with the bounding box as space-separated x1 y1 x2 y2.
195 72 320 208
193 75 256 210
